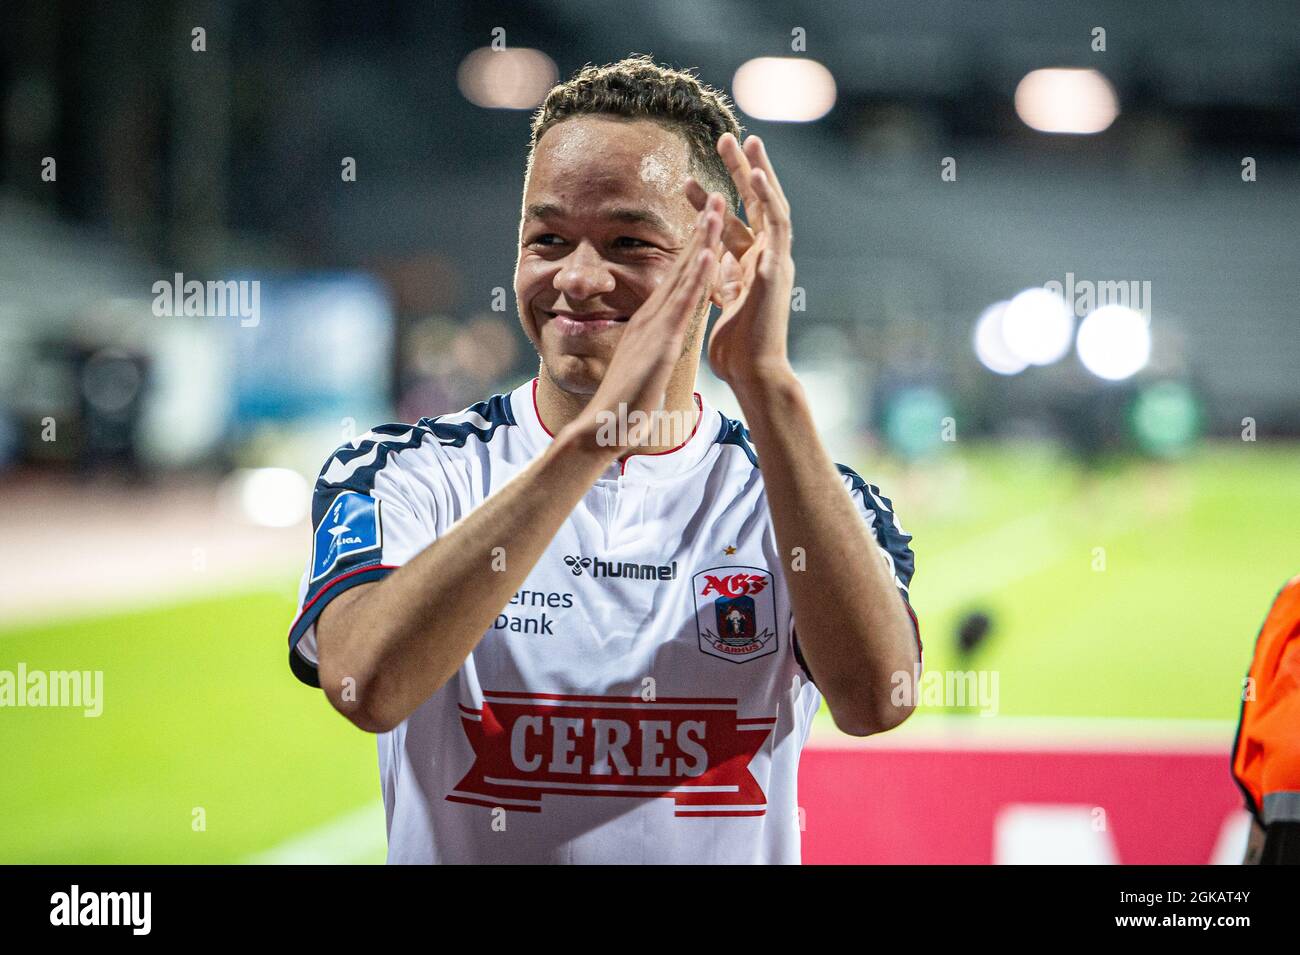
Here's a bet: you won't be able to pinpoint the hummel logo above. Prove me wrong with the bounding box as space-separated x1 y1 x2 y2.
563 554 677 581
563 556 592 576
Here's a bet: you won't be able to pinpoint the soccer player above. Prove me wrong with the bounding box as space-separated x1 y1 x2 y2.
287 56 920 863
1233 575 1300 864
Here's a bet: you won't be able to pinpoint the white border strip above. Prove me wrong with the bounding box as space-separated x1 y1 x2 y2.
808 715 1238 753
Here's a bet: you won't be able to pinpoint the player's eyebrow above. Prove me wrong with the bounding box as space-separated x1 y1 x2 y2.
523 202 677 237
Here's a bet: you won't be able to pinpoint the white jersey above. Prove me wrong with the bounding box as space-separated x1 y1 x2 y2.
288 378 917 864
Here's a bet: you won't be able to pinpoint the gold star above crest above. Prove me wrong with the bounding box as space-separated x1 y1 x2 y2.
723 545 737 555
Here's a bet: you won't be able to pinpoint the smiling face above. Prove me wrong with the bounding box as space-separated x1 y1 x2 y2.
515 115 710 397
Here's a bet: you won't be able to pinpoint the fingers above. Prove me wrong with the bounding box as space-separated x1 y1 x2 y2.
719 250 743 287
631 193 721 335
684 177 755 259
710 250 745 308
717 133 761 215
743 136 791 259
637 195 720 315
680 193 724 282
666 201 722 316
749 167 790 255
742 135 789 215
682 176 710 212
681 192 723 264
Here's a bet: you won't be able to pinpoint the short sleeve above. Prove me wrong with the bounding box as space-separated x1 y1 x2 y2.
836 464 917 606
287 425 432 687
789 465 920 685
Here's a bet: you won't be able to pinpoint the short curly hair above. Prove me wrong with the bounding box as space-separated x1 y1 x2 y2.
527 54 744 214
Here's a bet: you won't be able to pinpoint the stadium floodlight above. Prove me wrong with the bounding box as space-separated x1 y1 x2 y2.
1014 68 1119 135
1001 287 1074 366
457 47 558 110
232 467 310 528
732 57 836 122
973 301 1028 376
1076 304 1151 381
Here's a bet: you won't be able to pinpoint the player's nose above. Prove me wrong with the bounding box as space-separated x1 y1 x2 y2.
553 242 616 300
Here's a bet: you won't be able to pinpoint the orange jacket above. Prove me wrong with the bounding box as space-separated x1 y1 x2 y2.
1232 575 1300 826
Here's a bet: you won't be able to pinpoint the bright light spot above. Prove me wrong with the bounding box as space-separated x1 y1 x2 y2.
1015 68 1118 134
1076 305 1151 381
1001 288 1074 366
234 468 310 528
973 302 1027 376
1131 381 1200 458
457 48 557 110
733 58 836 122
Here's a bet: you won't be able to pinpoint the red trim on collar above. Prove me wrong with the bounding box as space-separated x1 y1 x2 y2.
532 377 705 474
619 393 704 475
531 377 556 438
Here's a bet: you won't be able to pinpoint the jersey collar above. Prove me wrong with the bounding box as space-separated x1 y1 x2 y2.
511 378 719 481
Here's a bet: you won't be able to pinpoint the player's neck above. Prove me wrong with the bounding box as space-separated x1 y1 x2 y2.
534 364 701 458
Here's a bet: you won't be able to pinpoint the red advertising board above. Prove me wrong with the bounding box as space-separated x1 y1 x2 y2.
799 732 1246 864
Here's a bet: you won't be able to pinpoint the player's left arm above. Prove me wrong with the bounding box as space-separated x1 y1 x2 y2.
689 134 919 737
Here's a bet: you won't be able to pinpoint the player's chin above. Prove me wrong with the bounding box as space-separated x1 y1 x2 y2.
541 329 621 385
543 351 613 397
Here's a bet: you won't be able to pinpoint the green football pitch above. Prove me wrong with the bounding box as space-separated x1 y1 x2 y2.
2 442 1295 863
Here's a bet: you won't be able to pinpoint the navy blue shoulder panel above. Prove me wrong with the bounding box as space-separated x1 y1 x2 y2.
310 392 514 526
716 414 759 468
836 463 916 593
311 423 427 526
418 391 516 448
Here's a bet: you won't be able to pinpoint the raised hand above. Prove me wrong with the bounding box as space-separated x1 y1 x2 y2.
563 193 726 455
684 134 795 389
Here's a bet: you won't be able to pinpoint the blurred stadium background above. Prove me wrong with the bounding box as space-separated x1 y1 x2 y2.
2 0 1298 863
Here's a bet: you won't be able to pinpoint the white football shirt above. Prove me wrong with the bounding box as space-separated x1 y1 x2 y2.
288 378 918 864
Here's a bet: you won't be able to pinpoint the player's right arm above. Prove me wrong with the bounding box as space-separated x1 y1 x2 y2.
314 197 725 733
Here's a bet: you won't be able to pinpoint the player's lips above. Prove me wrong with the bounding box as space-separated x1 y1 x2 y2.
542 309 629 336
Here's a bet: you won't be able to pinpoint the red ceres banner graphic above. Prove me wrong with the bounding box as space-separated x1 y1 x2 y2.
450 692 776 817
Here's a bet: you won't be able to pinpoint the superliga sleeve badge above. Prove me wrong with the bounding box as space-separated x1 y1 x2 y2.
310 491 383 582
693 566 778 663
